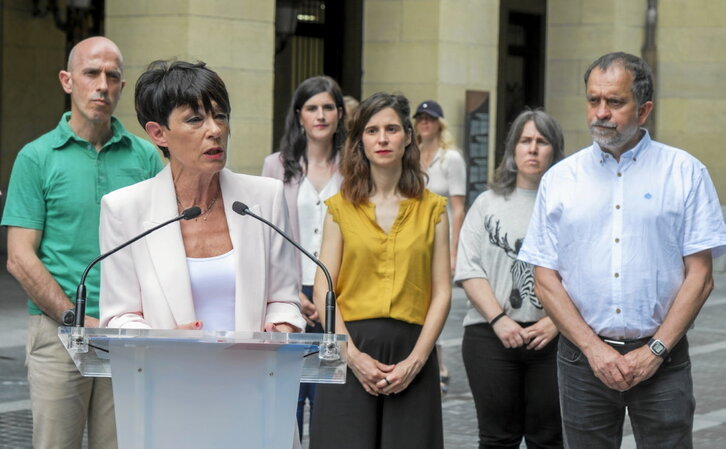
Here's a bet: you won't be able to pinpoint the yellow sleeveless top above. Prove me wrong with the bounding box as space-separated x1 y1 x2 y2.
325 189 447 325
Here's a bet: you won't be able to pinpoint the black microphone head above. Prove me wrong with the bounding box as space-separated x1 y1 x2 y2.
182 206 202 220
232 201 249 216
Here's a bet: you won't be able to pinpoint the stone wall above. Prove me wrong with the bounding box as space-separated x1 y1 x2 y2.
545 0 645 154
107 0 277 174
362 0 499 179
0 0 66 189
657 0 726 201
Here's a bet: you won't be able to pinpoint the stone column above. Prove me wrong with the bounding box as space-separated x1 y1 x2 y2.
362 0 499 179
545 0 646 153
0 0 66 188
657 0 726 200
106 0 276 174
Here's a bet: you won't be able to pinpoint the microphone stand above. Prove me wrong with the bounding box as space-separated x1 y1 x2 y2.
68 207 201 352
232 201 340 361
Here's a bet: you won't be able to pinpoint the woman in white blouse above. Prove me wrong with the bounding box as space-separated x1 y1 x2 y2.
414 99 467 394
261 75 346 440
414 100 467 274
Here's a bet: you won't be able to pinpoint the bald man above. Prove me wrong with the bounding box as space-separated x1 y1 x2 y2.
3 37 162 449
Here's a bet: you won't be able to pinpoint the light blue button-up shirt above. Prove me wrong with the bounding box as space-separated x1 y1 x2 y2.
519 131 726 339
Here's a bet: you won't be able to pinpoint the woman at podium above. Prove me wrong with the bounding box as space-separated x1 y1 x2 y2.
98 60 305 335
309 92 451 449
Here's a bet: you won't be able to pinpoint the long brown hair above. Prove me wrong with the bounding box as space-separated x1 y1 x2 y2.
340 92 426 205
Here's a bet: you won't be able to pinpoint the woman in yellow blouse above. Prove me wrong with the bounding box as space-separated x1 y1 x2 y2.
309 92 451 449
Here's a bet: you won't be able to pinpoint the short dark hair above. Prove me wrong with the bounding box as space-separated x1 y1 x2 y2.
135 60 231 157
584 52 654 107
490 108 565 197
277 76 346 183
340 92 425 204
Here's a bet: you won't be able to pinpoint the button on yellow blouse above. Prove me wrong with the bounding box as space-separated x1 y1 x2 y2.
325 189 447 325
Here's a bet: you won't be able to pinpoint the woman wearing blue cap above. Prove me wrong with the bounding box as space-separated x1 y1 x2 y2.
414 100 467 275
414 99 467 394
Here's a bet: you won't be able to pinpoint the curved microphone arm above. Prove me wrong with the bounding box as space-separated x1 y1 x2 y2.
73 207 201 327
232 201 336 335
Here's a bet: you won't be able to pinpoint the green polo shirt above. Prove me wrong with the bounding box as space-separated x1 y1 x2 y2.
2 112 163 317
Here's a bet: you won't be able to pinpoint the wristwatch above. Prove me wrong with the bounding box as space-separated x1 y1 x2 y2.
61 308 76 326
647 338 669 359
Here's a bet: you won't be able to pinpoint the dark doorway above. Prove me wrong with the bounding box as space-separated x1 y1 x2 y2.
494 0 546 167
272 0 363 152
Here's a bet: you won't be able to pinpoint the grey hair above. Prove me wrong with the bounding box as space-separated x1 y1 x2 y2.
489 108 565 197
584 52 653 107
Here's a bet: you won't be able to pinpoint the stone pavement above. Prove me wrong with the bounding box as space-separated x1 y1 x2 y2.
1 254 726 448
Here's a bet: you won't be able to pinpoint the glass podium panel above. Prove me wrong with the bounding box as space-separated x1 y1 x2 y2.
59 327 348 449
58 327 347 384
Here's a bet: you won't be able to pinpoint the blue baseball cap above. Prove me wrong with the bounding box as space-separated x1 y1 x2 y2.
414 100 444 119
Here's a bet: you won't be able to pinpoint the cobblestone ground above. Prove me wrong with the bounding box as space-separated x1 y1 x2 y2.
440 287 479 449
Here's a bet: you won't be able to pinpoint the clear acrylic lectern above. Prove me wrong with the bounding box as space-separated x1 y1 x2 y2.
59 327 347 449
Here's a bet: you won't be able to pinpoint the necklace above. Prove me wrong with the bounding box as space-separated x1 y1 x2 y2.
176 189 220 222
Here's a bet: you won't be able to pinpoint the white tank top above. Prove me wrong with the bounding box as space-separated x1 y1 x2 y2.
187 249 236 331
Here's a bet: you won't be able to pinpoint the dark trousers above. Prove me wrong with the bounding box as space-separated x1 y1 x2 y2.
557 336 694 449
309 318 443 449
461 322 562 449
296 285 324 440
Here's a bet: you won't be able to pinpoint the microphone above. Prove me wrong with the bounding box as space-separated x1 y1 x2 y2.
72 206 202 328
232 201 336 334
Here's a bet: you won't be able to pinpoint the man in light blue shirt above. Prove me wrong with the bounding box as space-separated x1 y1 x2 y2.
519 52 726 448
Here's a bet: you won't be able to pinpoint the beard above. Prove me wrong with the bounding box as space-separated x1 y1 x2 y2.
589 119 641 152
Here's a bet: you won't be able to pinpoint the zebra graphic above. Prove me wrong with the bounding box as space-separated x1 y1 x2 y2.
484 215 542 310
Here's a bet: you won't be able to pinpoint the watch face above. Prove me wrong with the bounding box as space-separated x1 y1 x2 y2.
651 340 666 355
62 310 75 326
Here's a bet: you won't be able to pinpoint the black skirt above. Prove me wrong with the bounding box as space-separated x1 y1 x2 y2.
309 318 443 449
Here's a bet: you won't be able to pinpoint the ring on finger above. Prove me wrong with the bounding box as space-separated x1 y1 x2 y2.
384 377 391 386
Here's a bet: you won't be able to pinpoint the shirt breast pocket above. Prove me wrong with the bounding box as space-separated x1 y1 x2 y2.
110 168 148 191
632 188 684 251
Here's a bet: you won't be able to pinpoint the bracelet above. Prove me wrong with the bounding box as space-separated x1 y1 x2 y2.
489 312 507 326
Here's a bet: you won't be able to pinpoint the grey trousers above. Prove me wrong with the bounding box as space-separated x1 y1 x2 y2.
557 336 694 449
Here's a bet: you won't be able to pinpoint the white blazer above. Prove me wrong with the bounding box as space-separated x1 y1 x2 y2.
99 165 305 332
